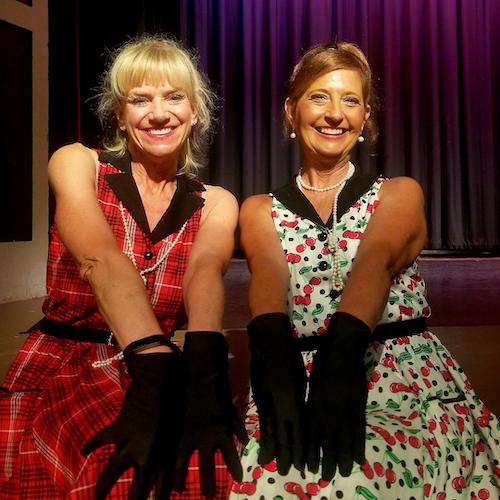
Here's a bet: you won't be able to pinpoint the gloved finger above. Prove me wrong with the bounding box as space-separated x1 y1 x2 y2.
337 422 354 478
154 461 175 500
82 427 115 456
232 414 249 446
320 428 337 482
219 436 243 483
290 419 305 472
275 423 292 475
305 421 320 473
128 466 150 500
257 415 275 466
352 422 366 466
94 448 131 500
199 447 216 499
173 443 192 493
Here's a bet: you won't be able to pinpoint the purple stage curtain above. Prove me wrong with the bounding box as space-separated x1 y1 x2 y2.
180 0 500 251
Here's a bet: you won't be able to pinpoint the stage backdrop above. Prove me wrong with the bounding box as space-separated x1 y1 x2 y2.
49 0 500 251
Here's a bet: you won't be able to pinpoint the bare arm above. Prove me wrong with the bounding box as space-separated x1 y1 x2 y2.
239 195 289 317
337 177 427 329
182 186 239 331
48 143 165 349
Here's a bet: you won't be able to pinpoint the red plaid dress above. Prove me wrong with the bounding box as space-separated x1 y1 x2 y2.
0 152 233 499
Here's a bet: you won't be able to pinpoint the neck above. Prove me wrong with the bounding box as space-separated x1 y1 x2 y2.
299 160 351 190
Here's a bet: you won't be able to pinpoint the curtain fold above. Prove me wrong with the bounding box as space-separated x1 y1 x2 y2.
181 0 500 250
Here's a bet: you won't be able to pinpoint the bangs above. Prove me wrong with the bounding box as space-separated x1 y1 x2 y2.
112 45 195 101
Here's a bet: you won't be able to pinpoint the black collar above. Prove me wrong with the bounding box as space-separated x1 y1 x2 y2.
99 151 205 243
273 167 378 229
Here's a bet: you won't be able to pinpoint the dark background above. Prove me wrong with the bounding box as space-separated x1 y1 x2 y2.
48 0 500 252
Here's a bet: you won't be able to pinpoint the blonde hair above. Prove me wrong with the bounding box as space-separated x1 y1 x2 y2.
286 42 377 142
97 34 215 177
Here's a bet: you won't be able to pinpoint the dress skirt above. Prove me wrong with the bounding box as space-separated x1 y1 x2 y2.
231 330 500 499
0 331 233 499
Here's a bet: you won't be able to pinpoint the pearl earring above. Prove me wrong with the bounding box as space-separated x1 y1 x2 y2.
357 135 365 143
290 131 297 139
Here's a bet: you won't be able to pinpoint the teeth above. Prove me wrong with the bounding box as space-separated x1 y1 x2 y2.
318 127 344 135
148 128 172 135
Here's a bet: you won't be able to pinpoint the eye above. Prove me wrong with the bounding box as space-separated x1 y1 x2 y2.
309 93 328 102
344 96 361 107
166 92 188 104
127 96 149 106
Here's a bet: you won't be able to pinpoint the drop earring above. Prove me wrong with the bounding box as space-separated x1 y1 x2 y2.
290 130 297 139
357 135 365 143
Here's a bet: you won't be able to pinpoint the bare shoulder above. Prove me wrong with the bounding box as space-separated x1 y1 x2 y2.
379 176 424 201
202 184 238 211
48 143 98 189
240 194 272 217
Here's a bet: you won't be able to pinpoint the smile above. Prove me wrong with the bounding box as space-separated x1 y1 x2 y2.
145 127 173 136
316 127 347 136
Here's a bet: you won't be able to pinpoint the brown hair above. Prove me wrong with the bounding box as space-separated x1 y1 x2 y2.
96 34 215 177
285 42 377 142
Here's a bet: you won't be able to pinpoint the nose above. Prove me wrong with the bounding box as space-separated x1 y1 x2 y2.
324 101 342 122
150 98 169 121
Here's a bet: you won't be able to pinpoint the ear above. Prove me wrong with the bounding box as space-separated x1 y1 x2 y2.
191 105 198 126
364 104 371 123
116 109 126 131
284 97 295 130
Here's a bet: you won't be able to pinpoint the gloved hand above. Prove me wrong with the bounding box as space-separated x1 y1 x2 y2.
174 331 248 499
306 312 370 480
248 313 306 474
83 348 183 500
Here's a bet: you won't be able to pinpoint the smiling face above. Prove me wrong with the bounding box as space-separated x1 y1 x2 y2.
286 69 370 169
117 82 198 166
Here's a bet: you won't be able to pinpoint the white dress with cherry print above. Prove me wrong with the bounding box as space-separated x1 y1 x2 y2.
231 172 500 499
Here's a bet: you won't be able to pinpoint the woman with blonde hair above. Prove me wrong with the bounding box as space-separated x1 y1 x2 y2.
0 35 246 499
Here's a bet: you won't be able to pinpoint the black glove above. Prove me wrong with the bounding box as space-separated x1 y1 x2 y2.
247 313 306 474
306 312 370 480
82 348 183 500
174 331 248 499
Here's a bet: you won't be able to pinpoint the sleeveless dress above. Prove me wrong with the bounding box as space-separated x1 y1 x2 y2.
0 151 232 499
231 169 500 499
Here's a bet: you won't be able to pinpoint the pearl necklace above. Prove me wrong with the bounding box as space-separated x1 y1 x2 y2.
296 163 353 192
296 162 355 294
91 202 188 369
119 202 188 285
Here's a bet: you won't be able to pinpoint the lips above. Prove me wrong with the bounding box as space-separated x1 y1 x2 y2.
316 127 346 136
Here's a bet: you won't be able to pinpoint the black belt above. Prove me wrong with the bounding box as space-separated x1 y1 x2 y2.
30 317 117 344
295 317 428 352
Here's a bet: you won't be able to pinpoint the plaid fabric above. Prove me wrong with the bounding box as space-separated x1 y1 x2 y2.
0 333 233 498
0 158 234 498
43 159 199 334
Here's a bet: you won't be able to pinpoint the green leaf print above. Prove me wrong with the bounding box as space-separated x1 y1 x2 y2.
366 402 380 410
387 399 401 410
386 451 401 464
425 465 434 477
490 475 499 488
396 352 412 364
355 485 378 500
407 429 421 435
292 311 303 321
472 475 483 483
388 294 399 304
312 304 324 315
277 231 285 239
465 438 474 448
273 497 284 500
274 202 286 209
403 292 414 302
451 438 460 449
421 400 430 412
299 266 313 275
403 469 414 487
295 228 309 234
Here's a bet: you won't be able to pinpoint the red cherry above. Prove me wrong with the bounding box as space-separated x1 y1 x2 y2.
478 488 490 499
395 430 406 443
423 483 432 497
251 467 263 480
436 492 447 500
262 460 277 472
305 238 316 246
306 483 320 495
296 244 305 253
373 462 384 476
420 366 430 376
310 277 321 285
385 468 396 483
409 436 421 448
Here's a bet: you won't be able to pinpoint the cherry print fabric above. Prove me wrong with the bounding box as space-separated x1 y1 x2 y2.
231 174 500 499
